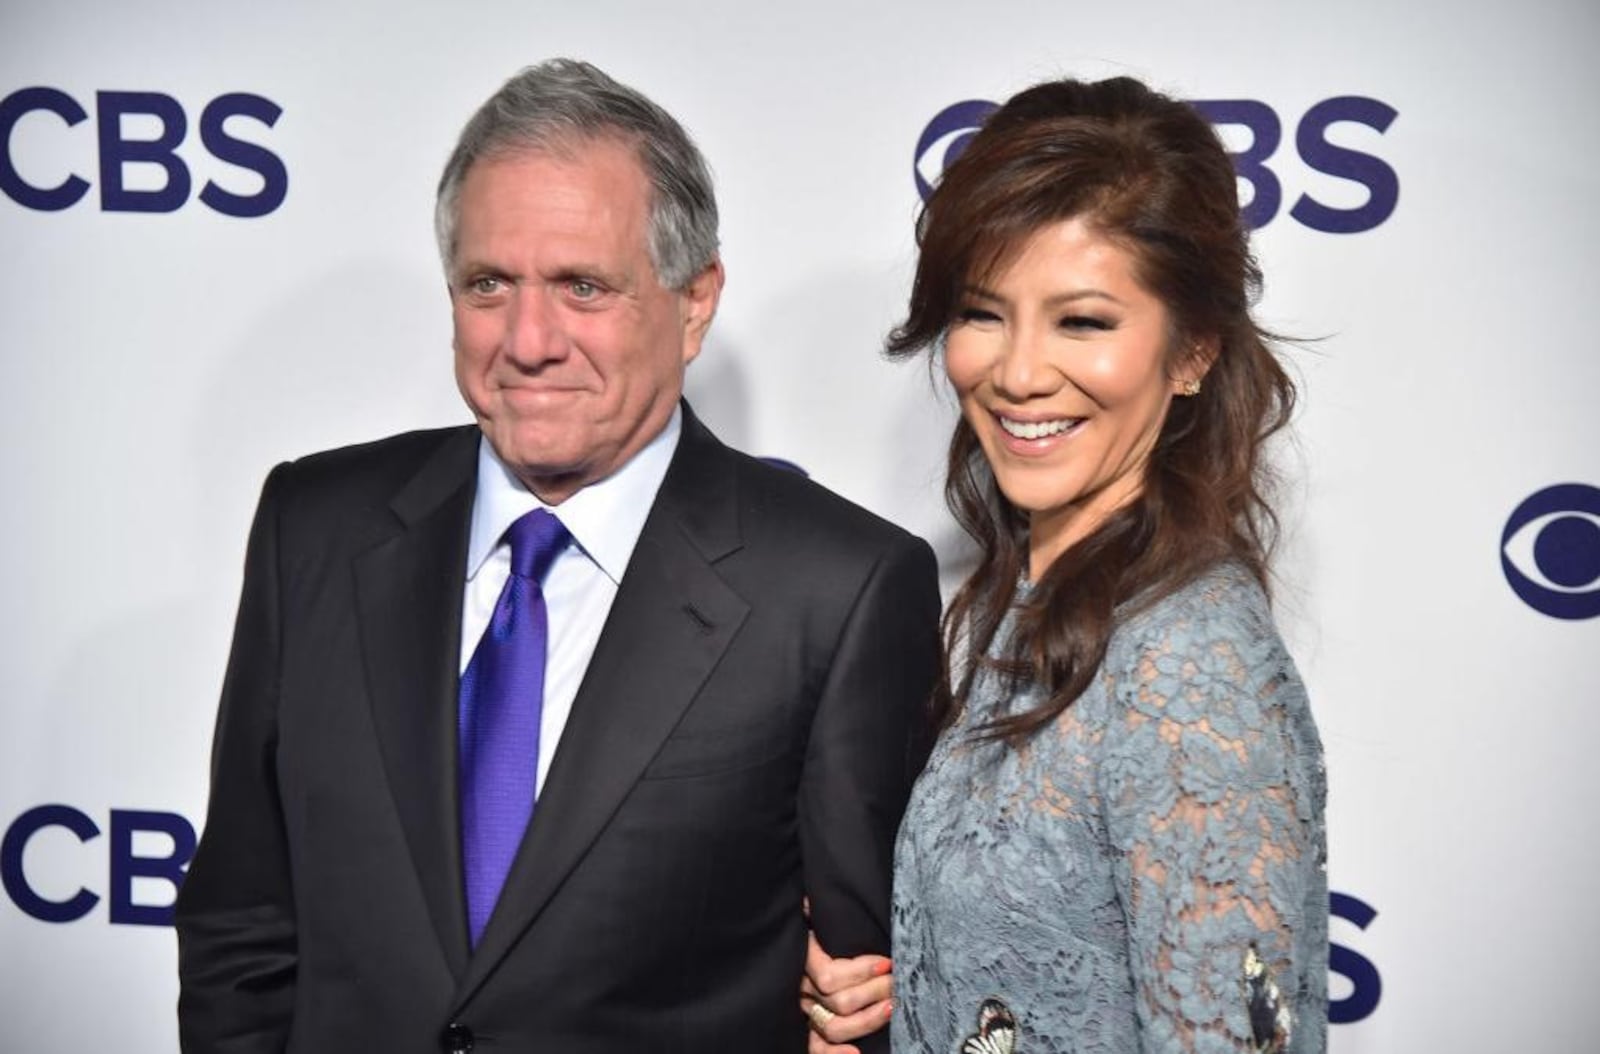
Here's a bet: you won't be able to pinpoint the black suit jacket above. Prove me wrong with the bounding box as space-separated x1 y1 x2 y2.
175 406 940 1053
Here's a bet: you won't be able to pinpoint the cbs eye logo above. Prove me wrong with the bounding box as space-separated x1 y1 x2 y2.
1501 483 1600 620
912 99 998 203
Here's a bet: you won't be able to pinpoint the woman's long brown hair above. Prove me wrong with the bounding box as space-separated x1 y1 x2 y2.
891 77 1296 742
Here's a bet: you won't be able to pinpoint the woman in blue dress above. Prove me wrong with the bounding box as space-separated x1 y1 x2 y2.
803 75 1327 1053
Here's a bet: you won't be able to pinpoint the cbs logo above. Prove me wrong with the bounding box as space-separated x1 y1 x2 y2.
1 87 286 217
2 804 195 926
914 94 1399 233
1502 483 1600 620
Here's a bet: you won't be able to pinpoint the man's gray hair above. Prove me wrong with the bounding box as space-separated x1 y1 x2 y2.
434 58 719 291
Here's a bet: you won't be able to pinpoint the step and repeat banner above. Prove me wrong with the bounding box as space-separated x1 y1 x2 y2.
3 1 1596 1050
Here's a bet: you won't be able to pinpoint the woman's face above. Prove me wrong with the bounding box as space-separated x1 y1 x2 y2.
943 216 1200 577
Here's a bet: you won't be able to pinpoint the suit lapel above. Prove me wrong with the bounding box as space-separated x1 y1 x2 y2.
454 407 749 1004
354 427 479 979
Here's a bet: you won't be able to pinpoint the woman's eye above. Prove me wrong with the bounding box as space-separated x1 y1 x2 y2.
1060 314 1113 331
956 306 1001 324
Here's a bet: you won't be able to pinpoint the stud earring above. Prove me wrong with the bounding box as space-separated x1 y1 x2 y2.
1178 378 1202 397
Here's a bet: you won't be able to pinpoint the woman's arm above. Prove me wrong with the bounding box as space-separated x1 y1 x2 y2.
1101 582 1326 1053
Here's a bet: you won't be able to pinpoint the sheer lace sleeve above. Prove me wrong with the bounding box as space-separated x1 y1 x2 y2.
1100 577 1325 1054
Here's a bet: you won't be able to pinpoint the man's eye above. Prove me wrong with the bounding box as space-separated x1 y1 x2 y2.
569 279 600 299
469 276 504 296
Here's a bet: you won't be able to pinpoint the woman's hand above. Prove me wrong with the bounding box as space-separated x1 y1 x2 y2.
800 927 895 1053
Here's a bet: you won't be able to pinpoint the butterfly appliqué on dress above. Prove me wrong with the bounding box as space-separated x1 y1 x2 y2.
1243 943 1292 1054
958 997 1017 1054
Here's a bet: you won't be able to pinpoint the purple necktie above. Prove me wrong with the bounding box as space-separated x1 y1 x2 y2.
459 508 568 947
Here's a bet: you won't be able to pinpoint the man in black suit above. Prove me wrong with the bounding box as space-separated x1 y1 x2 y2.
174 59 939 1053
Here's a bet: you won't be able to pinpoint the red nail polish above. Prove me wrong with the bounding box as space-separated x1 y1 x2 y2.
873 960 893 976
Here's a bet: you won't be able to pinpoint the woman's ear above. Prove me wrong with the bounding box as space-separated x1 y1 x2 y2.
1171 334 1219 396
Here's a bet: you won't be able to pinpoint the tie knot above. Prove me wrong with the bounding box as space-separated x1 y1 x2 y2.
505 508 569 582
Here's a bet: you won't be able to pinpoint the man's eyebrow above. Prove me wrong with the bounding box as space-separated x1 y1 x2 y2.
548 264 631 290
450 258 510 282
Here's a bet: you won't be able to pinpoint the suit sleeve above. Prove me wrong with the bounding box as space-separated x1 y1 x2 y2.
799 533 941 1054
175 464 297 1053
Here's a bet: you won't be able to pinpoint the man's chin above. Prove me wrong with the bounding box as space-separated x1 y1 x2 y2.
481 426 582 472
485 441 595 504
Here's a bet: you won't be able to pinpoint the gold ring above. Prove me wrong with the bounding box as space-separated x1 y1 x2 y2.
808 1002 837 1029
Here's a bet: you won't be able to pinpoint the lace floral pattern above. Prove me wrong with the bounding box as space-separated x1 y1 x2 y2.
891 563 1327 1053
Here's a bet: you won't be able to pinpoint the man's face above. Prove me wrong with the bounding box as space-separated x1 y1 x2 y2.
449 138 722 504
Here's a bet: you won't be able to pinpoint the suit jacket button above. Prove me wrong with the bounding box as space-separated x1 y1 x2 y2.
440 1022 474 1052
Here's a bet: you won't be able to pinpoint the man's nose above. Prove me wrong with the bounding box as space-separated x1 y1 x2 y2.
503 286 569 367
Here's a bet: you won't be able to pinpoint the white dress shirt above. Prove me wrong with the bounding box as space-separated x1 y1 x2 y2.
459 407 682 793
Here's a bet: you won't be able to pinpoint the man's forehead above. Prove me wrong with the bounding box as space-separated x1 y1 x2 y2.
461 140 648 213
451 141 658 286
473 130 647 183
456 138 653 237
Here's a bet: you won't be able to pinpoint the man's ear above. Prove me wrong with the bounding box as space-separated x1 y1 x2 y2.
679 258 725 366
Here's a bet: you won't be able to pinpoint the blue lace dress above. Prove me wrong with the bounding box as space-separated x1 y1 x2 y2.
891 563 1326 1054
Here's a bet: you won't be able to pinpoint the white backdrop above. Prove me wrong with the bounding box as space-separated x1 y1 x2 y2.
3 1 1598 1050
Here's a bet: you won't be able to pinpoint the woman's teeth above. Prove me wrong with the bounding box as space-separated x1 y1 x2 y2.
999 417 1078 440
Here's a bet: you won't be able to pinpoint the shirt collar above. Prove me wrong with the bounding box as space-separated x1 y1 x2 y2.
465 405 682 585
